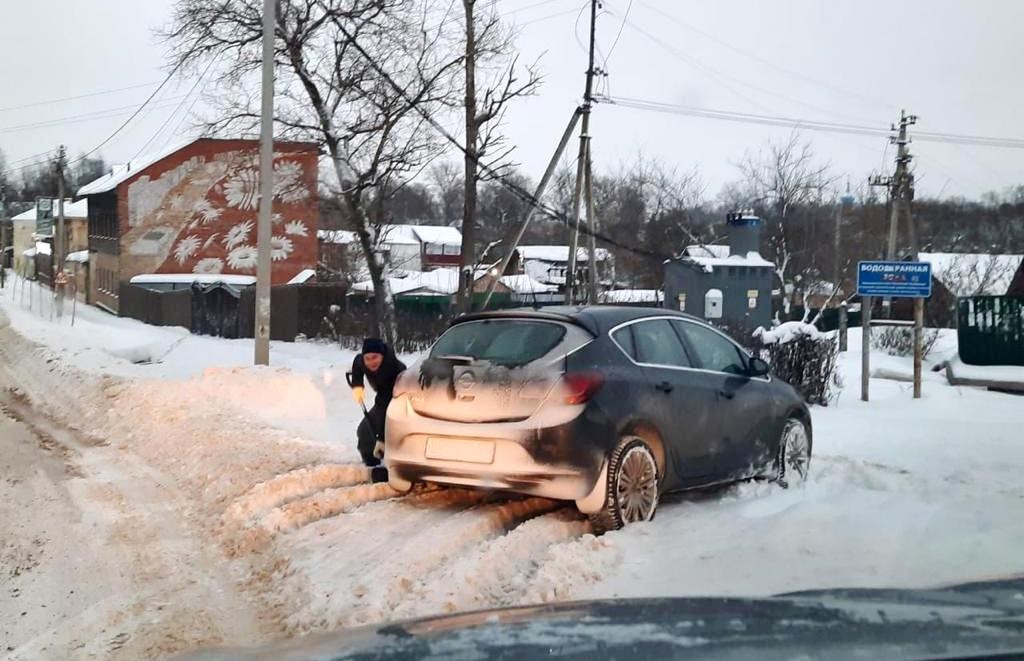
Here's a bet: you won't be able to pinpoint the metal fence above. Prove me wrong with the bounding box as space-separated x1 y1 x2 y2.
957 296 1024 366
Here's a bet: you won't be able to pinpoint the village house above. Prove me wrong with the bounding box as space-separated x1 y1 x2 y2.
317 224 463 278
10 198 90 297
919 252 1024 326
505 244 612 294
77 137 319 313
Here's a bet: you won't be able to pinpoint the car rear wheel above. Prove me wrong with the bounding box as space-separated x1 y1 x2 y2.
589 436 659 533
776 418 811 487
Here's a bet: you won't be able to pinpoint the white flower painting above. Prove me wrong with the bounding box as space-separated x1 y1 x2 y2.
283 220 308 237
173 235 201 265
271 235 294 262
202 233 220 250
223 167 260 209
189 199 221 228
273 160 309 203
193 257 224 274
223 220 254 251
227 245 259 270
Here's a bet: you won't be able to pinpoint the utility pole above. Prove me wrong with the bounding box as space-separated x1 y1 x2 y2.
54 145 67 318
870 110 917 315
584 144 599 303
458 0 479 315
254 0 275 365
565 0 598 305
0 183 8 289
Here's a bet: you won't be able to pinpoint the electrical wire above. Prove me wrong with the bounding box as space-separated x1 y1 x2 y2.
0 81 162 113
0 97 188 135
603 0 632 64
597 94 1024 149
129 58 218 164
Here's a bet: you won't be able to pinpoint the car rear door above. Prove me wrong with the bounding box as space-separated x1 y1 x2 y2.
612 318 721 485
671 320 776 478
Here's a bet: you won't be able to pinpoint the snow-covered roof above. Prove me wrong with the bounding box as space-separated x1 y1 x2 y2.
920 252 1024 297
600 289 664 304
34 241 52 256
351 268 461 296
317 224 461 247
681 251 775 273
65 250 89 264
683 244 730 259
498 274 557 294
77 139 193 196
11 198 88 221
516 245 611 263
288 268 316 284
129 273 257 286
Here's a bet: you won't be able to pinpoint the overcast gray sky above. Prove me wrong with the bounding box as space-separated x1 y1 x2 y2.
3 0 1022 200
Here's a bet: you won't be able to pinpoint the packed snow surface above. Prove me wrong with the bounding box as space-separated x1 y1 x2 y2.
2 273 1023 657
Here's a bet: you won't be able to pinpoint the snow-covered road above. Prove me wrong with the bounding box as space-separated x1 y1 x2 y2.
2 279 1023 659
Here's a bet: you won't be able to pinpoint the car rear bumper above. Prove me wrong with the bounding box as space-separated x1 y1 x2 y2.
384 395 608 501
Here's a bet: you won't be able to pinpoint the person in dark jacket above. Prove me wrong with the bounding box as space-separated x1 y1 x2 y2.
350 338 407 468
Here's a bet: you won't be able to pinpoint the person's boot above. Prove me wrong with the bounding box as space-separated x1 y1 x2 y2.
370 465 389 484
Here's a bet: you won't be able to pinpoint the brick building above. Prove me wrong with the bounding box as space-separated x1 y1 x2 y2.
77 138 319 313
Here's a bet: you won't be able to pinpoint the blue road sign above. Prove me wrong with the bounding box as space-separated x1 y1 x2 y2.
857 261 932 298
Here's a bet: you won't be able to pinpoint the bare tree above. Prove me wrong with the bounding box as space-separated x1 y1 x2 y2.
162 0 462 342
735 131 836 317
456 0 540 313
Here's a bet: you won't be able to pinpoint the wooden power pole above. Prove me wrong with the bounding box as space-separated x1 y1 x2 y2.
565 0 598 305
54 145 67 319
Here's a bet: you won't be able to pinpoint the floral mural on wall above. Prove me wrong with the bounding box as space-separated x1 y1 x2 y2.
120 146 318 283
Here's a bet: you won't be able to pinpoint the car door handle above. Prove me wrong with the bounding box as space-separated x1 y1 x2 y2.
718 388 735 399
655 381 674 393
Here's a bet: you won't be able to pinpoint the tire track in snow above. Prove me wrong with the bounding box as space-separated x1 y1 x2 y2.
393 508 594 619
260 483 401 533
225 463 370 522
334 497 561 627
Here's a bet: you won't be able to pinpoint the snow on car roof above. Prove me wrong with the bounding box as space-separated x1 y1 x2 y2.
920 252 1024 297
600 289 664 303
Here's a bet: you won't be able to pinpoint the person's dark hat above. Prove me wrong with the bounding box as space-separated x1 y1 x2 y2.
362 337 387 355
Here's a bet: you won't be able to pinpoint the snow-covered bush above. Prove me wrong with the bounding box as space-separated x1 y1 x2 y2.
872 326 940 360
753 322 840 406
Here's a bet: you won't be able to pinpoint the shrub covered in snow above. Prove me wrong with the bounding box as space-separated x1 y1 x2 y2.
753 322 840 406
871 326 940 360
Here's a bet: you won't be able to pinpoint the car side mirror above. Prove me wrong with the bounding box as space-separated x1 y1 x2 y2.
748 356 770 377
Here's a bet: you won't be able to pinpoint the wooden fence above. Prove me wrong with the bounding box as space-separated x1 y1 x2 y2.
957 296 1024 366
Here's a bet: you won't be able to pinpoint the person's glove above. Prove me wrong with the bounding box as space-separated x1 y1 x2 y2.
373 440 385 460
352 386 365 405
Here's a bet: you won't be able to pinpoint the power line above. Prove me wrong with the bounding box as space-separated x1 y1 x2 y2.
597 94 1024 149
603 0 632 64
0 97 188 135
0 81 161 113
332 18 662 261
130 58 217 164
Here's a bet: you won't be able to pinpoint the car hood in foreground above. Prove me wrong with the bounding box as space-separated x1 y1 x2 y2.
178 577 1024 660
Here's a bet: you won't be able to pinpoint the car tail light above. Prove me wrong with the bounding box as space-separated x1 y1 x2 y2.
562 372 604 405
393 368 418 398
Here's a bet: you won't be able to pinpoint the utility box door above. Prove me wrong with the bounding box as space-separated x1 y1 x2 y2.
705 288 723 319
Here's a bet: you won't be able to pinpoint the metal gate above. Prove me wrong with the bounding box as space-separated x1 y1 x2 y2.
957 296 1024 366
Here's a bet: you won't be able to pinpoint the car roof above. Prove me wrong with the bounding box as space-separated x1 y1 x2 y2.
455 305 704 336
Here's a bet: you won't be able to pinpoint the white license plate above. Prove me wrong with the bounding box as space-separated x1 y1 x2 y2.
425 438 496 464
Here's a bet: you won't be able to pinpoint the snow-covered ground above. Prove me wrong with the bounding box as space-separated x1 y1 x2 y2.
2 276 1023 658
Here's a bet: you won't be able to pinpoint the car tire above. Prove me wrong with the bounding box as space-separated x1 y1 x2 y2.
775 417 811 488
589 436 660 534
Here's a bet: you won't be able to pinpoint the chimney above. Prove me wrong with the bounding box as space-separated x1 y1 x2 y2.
726 211 762 257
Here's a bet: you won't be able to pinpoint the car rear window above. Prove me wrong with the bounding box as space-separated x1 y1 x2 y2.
431 320 570 368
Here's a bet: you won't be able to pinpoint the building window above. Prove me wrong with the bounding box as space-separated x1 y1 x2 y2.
442 244 460 256
425 242 443 255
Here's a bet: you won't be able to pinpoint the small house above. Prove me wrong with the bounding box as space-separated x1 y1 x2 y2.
663 213 775 330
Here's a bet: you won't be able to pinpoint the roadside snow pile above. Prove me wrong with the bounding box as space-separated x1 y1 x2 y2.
753 321 821 345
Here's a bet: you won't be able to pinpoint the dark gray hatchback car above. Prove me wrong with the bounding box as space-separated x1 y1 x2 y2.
384 306 811 531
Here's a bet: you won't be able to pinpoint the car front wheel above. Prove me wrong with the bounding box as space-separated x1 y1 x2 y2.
589 436 660 533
